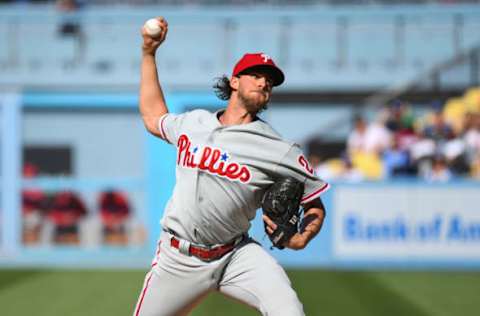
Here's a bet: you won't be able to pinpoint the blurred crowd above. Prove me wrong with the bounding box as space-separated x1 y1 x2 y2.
312 87 480 182
22 163 145 247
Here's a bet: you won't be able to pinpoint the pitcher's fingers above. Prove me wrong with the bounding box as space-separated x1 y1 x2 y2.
262 215 278 230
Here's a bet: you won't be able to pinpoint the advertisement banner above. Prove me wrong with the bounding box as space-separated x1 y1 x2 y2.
334 186 480 260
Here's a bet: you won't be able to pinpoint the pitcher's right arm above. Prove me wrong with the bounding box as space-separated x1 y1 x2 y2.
139 17 169 137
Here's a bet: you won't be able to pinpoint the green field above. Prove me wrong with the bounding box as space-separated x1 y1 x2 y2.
0 269 479 316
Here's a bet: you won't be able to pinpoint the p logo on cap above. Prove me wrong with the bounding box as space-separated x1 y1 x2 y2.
261 54 271 62
232 53 285 87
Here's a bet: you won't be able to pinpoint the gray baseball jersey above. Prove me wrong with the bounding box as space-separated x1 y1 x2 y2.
134 108 329 316
157 109 329 245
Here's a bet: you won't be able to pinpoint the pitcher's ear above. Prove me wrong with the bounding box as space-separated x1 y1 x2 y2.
230 76 239 90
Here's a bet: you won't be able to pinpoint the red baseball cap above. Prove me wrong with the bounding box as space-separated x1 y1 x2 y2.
232 53 285 86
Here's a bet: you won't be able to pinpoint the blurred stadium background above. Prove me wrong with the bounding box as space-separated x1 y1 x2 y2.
1 0 480 315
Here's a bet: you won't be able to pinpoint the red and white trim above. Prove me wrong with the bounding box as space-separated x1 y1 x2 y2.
150 240 162 267
158 113 171 144
134 241 161 316
134 271 154 316
301 183 330 204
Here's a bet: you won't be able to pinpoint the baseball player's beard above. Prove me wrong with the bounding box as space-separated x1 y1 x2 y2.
238 90 269 114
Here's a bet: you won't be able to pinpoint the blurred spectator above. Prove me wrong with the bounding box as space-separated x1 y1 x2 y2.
471 154 480 179
346 111 391 179
346 115 368 154
464 113 480 159
315 155 364 182
98 190 131 245
22 163 47 245
464 112 480 177
315 157 341 181
386 101 418 151
442 137 469 175
385 100 415 133
409 130 436 178
56 0 85 66
340 156 364 182
422 109 455 143
350 110 392 155
424 155 452 182
318 87 480 181
382 137 413 178
410 106 457 178
47 191 87 245
57 0 83 37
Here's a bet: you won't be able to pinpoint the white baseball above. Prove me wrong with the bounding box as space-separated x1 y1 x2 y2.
144 18 163 38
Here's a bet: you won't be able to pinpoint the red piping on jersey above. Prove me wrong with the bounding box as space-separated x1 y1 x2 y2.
301 183 330 203
159 114 170 143
134 272 153 316
151 241 162 267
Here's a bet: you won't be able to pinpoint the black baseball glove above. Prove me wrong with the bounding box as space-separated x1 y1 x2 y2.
262 177 304 249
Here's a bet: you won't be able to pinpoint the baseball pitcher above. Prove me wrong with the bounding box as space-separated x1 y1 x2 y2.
133 17 329 316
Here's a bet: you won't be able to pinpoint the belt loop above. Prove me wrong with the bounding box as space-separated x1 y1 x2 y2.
178 239 191 256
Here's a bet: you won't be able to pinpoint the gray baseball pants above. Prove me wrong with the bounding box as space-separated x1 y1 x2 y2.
133 232 304 316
